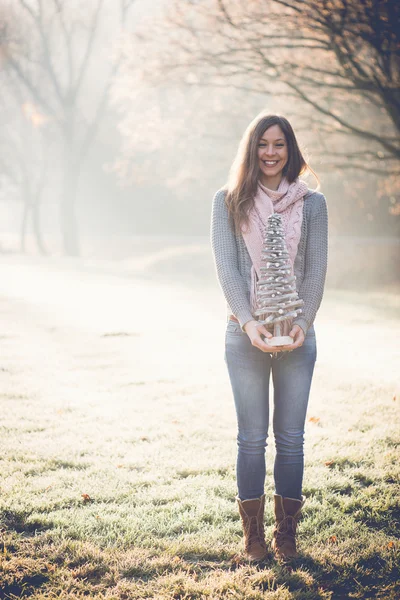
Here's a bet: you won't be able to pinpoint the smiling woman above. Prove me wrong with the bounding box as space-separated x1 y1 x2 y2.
210 112 328 563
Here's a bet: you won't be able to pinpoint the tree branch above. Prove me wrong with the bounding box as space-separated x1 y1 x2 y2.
53 0 74 89
72 0 104 101
283 79 400 158
19 0 65 103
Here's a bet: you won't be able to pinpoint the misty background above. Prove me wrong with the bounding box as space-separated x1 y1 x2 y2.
0 0 399 287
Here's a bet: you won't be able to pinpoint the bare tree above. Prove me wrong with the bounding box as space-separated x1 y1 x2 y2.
0 0 136 255
130 0 400 177
0 63 55 254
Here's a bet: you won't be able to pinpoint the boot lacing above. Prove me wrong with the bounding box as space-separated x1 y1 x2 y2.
245 515 266 551
274 514 297 544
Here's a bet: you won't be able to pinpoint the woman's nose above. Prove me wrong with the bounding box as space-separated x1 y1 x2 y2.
264 145 275 156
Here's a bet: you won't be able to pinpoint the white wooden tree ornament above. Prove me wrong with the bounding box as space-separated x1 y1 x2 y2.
253 213 304 347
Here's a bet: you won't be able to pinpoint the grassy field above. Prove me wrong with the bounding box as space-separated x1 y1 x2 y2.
0 257 399 599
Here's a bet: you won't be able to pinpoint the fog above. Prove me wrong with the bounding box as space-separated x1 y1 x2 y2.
0 0 398 289
0 0 398 285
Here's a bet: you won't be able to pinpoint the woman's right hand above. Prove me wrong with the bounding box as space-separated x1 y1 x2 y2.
243 320 276 353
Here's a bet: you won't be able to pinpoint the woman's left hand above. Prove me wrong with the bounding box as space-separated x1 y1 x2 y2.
280 324 305 351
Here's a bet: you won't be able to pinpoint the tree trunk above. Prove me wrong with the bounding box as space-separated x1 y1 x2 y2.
61 179 80 256
20 201 29 254
20 176 32 253
33 200 48 255
60 143 81 257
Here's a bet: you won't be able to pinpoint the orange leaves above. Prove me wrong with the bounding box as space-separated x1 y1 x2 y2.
328 535 337 543
324 460 335 467
22 102 48 128
308 416 320 424
81 493 92 503
389 204 400 216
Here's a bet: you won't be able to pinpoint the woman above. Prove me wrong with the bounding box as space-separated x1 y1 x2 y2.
210 113 328 562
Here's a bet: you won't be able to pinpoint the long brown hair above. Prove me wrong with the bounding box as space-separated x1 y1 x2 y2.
225 113 318 234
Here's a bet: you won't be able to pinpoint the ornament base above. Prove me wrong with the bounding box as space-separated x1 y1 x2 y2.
265 335 293 347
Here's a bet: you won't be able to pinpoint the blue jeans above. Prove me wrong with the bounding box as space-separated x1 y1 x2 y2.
224 319 317 501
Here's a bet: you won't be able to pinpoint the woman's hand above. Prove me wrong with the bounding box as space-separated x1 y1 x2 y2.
244 322 305 353
244 320 275 353
279 325 305 351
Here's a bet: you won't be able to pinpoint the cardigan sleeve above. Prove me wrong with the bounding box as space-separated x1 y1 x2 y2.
210 189 254 330
292 193 328 334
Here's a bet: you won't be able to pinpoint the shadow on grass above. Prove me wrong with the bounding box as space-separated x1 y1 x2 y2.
23 458 91 476
1 528 398 599
0 535 111 599
121 546 398 599
0 509 54 535
182 546 398 599
340 486 400 538
1 572 49 600
349 504 400 538
283 550 399 600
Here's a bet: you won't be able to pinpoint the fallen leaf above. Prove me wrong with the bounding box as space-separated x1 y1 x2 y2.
329 535 337 543
388 541 395 549
308 416 320 424
325 460 335 467
81 494 92 503
393 395 397 402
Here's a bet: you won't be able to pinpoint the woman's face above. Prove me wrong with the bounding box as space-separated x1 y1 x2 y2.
257 125 288 184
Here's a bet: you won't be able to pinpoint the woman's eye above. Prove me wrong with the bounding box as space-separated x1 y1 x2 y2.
258 143 284 147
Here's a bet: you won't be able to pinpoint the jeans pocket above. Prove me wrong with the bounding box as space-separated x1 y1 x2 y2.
226 319 242 334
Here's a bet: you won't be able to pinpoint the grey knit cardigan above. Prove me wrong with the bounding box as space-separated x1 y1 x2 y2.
210 187 328 334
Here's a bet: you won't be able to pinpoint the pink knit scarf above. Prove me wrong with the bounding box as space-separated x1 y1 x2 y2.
241 176 308 314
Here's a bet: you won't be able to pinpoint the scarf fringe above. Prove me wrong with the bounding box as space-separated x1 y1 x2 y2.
250 264 258 314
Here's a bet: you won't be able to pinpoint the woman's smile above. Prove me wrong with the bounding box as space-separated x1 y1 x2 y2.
262 160 280 166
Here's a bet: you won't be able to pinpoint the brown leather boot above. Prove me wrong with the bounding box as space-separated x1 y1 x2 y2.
236 494 267 561
271 494 306 560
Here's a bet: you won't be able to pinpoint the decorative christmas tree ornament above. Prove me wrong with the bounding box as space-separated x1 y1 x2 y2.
253 214 304 347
